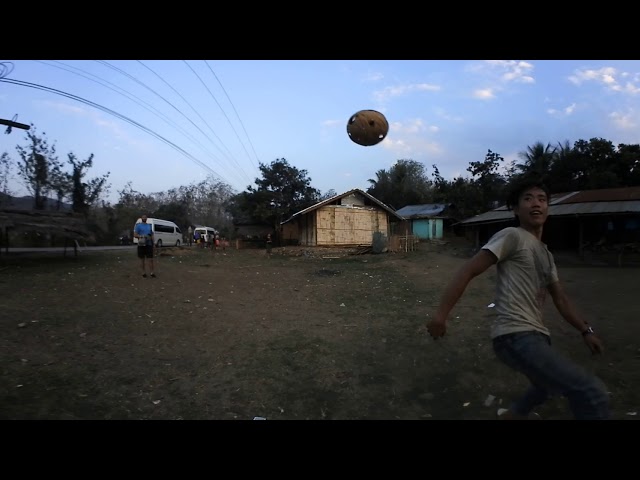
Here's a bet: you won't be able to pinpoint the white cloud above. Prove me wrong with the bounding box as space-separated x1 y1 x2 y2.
320 118 345 141
381 136 411 154
547 102 577 117
389 118 439 135
569 66 640 95
471 60 536 84
568 67 617 85
381 133 443 157
322 119 342 128
391 119 421 134
38 100 151 150
377 118 442 157
611 82 640 95
363 72 384 82
609 110 637 129
564 103 577 115
434 108 464 122
467 61 535 101
473 88 496 100
373 83 441 102
43 101 85 115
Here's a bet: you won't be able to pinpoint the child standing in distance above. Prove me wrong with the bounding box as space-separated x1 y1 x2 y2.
266 233 273 257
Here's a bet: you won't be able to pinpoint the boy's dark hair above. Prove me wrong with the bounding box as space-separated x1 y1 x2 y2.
505 176 551 211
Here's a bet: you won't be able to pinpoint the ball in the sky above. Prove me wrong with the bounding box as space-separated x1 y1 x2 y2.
346 109 389 146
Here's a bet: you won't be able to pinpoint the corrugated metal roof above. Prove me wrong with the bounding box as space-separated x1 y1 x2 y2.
395 204 451 218
560 186 640 203
551 201 640 215
457 187 640 226
457 209 512 225
549 192 579 204
458 200 640 225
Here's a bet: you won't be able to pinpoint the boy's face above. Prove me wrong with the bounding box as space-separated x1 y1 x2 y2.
513 186 549 228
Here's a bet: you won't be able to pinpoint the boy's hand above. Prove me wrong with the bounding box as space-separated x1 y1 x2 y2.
426 316 447 339
584 334 604 355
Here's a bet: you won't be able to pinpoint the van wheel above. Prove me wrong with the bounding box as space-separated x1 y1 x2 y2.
157 239 162 248
176 240 181 247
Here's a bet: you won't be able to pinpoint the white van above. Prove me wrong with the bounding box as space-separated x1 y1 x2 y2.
133 217 183 247
193 226 219 244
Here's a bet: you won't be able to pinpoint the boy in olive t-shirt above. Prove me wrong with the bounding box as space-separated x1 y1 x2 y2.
427 178 610 420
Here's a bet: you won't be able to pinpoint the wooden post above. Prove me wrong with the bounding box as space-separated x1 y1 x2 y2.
0 118 31 134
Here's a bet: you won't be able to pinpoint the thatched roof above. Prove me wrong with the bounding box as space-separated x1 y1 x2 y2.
0 208 94 241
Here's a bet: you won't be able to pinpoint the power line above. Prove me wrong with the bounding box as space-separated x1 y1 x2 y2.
0 77 231 184
0 62 14 79
183 60 257 177
35 60 248 187
134 60 252 185
205 61 262 168
95 60 251 186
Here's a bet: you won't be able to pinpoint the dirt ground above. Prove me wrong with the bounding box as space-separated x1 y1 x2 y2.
1 238 638 420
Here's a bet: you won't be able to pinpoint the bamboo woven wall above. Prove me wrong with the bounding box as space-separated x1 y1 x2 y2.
316 206 388 246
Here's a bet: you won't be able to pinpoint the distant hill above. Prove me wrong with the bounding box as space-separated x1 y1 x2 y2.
0 192 72 211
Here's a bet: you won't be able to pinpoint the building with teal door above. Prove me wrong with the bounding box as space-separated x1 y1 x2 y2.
395 204 453 240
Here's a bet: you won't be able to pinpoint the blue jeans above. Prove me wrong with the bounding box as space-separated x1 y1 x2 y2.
492 331 610 420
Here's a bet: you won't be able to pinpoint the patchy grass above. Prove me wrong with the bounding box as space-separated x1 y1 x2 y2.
0 242 638 420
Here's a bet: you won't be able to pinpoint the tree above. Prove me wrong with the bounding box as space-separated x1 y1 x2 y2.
0 152 13 205
153 202 189 228
466 149 508 211
15 125 58 210
515 141 556 178
429 150 509 220
366 159 432 210
114 182 156 227
570 138 620 189
228 158 319 235
67 152 111 216
49 161 72 210
318 189 337 201
543 138 640 192
616 143 640 187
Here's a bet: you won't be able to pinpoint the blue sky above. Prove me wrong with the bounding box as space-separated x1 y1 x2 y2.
1 60 639 203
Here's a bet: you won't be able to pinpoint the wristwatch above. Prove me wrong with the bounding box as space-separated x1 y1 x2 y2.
581 326 595 336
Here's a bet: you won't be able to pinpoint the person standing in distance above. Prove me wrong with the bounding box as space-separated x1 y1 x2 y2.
134 214 156 278
265 233 273 257
426 177 610 420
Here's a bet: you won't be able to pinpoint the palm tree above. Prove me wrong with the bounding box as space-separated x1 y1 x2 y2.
516 141 557 178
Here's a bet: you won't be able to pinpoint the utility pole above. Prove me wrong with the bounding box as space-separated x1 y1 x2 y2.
1 115 30 134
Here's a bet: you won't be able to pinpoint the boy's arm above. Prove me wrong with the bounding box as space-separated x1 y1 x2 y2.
548 281 604 354
427 249 498 338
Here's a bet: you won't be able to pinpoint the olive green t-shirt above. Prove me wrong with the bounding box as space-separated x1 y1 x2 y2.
482 227 559 339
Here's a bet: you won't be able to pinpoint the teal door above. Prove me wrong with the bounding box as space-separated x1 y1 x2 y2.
413 220 429 239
